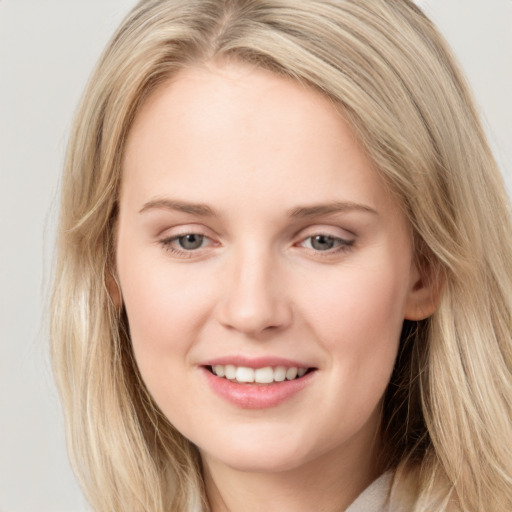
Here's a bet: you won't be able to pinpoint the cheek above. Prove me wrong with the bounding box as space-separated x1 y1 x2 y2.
117 247 195 356
303 261 408 385
308 261 407 332
117 247 222 393
118 264 205 412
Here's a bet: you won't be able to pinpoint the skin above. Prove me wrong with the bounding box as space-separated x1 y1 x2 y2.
116 60 436 512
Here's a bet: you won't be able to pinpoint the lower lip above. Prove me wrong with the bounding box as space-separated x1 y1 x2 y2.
201 367 316 409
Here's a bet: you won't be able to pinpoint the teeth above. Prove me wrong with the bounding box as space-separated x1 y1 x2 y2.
235 367 254 383
225 365 236 380
211 365 309 383
214 365 225 377
254 367 274 383
274 366 286 382
286 367 298 380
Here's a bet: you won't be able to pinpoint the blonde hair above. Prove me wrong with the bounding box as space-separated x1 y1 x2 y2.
51 1 512 510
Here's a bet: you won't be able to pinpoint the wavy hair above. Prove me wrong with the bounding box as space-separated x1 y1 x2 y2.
50 1 512 510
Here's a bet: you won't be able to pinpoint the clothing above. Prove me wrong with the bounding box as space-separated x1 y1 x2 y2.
345 472 392 512
194 471 393 511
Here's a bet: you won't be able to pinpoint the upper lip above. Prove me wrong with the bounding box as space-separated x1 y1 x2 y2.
200 356 315 369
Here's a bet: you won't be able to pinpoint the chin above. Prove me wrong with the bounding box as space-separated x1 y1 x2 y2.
197 428 321 474
212 449 310 474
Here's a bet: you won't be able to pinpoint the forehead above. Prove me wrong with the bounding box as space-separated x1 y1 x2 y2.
121 60 395 216
124 60 355 161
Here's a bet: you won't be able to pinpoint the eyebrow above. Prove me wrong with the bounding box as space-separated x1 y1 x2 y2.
288 201 378 217
139 198 217 216
139 198 378 218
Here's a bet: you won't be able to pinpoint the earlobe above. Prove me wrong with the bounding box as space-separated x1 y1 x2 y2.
404 262 444 321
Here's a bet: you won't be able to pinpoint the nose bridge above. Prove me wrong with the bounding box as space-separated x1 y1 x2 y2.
218 240 292 335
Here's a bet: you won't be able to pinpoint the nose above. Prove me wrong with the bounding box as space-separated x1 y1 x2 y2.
216 246 293 336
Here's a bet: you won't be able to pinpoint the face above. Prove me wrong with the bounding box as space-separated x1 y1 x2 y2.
117 61 428 477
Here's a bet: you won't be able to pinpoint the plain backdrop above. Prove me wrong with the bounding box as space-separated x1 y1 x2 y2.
0 1 510 511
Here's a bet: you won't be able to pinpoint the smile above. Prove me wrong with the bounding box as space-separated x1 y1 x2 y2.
203 363 317 409
209 365 309 384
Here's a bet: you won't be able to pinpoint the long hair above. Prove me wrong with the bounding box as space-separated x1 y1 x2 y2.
50 1 512 510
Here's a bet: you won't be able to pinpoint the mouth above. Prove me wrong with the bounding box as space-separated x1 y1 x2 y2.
206 364 315 384
202 361 317 408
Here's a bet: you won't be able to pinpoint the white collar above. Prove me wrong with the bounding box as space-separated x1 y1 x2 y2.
345 472 392 512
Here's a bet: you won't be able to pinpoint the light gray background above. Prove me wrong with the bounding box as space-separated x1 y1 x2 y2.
0 1 510 511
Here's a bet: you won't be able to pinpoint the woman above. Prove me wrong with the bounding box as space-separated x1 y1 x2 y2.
50 0 512 510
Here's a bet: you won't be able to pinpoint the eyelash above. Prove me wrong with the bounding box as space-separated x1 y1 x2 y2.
158 232 355 258
159 233 213 258
298 234 355 257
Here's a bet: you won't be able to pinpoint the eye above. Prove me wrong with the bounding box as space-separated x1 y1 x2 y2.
175 233 206 250
159 232 214 256
307 234 337 251
300 234 354 253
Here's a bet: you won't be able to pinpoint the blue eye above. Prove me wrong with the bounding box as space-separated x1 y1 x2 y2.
309 235 337 251
301 234 354 253
160 233 211 255
176 234 205 250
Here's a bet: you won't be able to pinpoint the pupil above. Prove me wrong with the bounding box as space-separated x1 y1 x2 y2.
311 235 335 251
179 234 204 250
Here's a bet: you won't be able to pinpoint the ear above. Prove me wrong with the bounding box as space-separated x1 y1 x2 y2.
106 271 122 309
404 260 444 321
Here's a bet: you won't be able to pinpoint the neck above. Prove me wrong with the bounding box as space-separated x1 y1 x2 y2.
202 436 382 512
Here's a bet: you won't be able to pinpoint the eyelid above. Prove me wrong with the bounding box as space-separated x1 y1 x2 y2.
296 223 356 241
157 225 220 257
298 234 354 248
162 232 210 247
154 221 214 238
156 224 356 257
294 225 357 257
